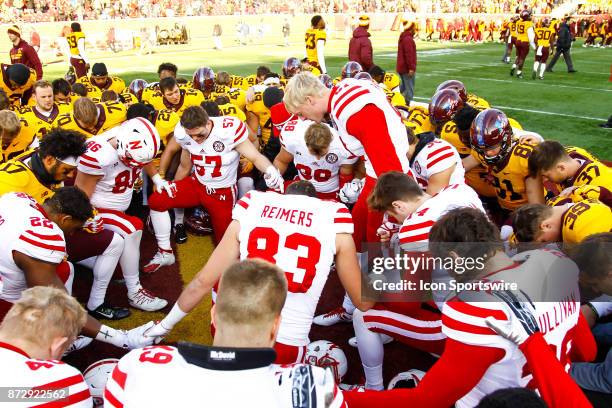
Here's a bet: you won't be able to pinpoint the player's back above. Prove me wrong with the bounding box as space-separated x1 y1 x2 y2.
233 191 352 346
411 138 465 189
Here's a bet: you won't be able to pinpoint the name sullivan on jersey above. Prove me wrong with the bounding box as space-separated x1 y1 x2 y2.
260 205 314 227
539 295 578 334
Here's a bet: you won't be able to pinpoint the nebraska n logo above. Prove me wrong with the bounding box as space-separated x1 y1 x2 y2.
128 140 143 150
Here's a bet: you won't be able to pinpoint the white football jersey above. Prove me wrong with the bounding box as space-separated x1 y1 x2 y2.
411 138 465 190
173 116 248 189
442 249 581 407
0 341 92 407
280 119 358 194
398 184 485 251
233 191 353 346
0 193 66 302
105 344 345 408
77 131 140 212
329 79 411 179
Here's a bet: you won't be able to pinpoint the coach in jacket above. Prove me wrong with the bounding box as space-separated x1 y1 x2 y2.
397 20 417 103
348 15 373 71
546 15 577 73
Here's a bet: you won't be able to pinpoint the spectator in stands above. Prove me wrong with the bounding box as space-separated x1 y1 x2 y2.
7 25 42 80
396 19 417 104
348 15 373 71
547 15 577 74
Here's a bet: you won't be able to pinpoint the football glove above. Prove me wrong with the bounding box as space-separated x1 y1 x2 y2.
485 290 539 345
83 210 104 234
264 166 284 192
152 174 177 198
144 320 172 344
339 178 364 204
97 321 156 349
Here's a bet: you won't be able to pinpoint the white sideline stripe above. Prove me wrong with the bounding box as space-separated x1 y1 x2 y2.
412 96 607 121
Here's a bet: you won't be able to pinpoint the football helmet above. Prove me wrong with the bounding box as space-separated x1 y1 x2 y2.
387 369 426 390
185 207 213 236
305 340 348 384
84 358 119 407
341 61 363 79
116 117 161 167
354 71 373 81
541 18 550 27
435 79 468 102
318 74 334 89
282 57 301 79
520 9 532 21
470 108 514 165
192 67 215 92
128 79 148 100
429 89 464 125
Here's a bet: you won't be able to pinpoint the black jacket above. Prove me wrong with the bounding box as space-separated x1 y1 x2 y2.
556 22 573 49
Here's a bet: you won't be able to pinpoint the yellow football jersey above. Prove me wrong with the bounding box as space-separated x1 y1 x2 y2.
562 199 612 244
230 75 245 90
152 109 179 147
0 152 59 203
566 146 598 162
467 93 490 110
516 20 533 42
243 75 258 90
67 32 85 56
227 88 247 112
305 28 326 64
219 103 247 122
382 88 407 108
145 88 204 117
302 65 321 77
383 73 401 91
1 63 36 107
77 76 126 100
475 142 538 211
246 86 272 145
535 27 555 47
16 103 72 142
405 105 435 135
119 91 138 105
55 100 126 138
565 157 612 191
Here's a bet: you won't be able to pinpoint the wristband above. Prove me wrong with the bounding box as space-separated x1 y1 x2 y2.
152 174 164 184
160 303 188 330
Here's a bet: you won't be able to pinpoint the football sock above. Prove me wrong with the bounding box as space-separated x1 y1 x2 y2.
354 309 385 390
342 293 356 315
533 62 539 72
516 70 522 76
122 230 143 295
81 233 124 310
539 63 547 76
150 209 172 251
511 63 517 69
174 208 184 225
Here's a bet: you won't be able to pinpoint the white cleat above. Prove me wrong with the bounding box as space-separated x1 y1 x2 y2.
143 249 175 273
128 287 168 312
313 307 353 326
63 335 93 356
348 334 394 348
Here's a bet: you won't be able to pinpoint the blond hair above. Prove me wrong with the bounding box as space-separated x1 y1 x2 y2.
0 109 21 145
216 71 231 87
73 97 97 127
0 286 86 347
283 72 327 113
33 80 52 93
304 123 332 157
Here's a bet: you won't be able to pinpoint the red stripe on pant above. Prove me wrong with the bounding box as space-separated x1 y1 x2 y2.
274 342 306 364
56 261 72 284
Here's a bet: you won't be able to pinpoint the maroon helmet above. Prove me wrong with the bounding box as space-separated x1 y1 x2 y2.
520 9 532 21
318 74 333 89
435 80 468 102
354 71 373 81
282 57 301 79
470 108 514 165
429 89 464 125
341 61 363 79
192 67 215 92
128 79 148 100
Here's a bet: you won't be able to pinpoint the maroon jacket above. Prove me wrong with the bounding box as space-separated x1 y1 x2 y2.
348 26 373 70
396 30 416 74
10 39 42 79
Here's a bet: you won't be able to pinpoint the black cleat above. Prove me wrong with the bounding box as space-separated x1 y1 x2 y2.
517 73 524 79
510 67 515 76
568 70 577 73
174 223 188 244
88 303 131 320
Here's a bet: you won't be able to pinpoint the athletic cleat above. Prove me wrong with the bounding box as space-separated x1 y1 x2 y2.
538 76 544 80
531 71 536 80
88 303 131 320
143 249 175 273
339 384 365 391
510 67 515 76
63 336 93 356
348 334 394 348
174 223 188 244
516 73 524 79
128 287 168 312
313 307 352 326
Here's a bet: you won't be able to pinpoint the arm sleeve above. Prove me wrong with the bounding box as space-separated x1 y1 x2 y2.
316 40 326 74
570 348 612 393
343 338 504 408
569 311 598 363
77 38 88 63
528 27 536 48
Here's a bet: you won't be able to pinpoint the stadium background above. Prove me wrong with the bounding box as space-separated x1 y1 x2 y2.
1 9 610 392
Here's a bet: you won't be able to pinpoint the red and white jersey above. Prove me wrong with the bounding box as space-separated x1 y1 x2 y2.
173 116 248 189
280 119 358 194
442 250 581 407
0 193 66 302
105 344 345 408
0 341 91 407
399 184 484 250
411 138 465 190
328 78 411 179
233 191 353 346
77 131 141 212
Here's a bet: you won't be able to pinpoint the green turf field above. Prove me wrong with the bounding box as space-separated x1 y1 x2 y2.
43 33 612 158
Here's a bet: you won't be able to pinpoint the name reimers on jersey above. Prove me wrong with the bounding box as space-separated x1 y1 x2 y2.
411 138 465 190
0 193 66 302
328 78 411 179
280 119 358 194
233 191 353 346
173 116 248 189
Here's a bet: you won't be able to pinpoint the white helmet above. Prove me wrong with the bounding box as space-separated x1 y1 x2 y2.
387 369 426 390
305 340 348 383
83 358 119 407
116 117 160 167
